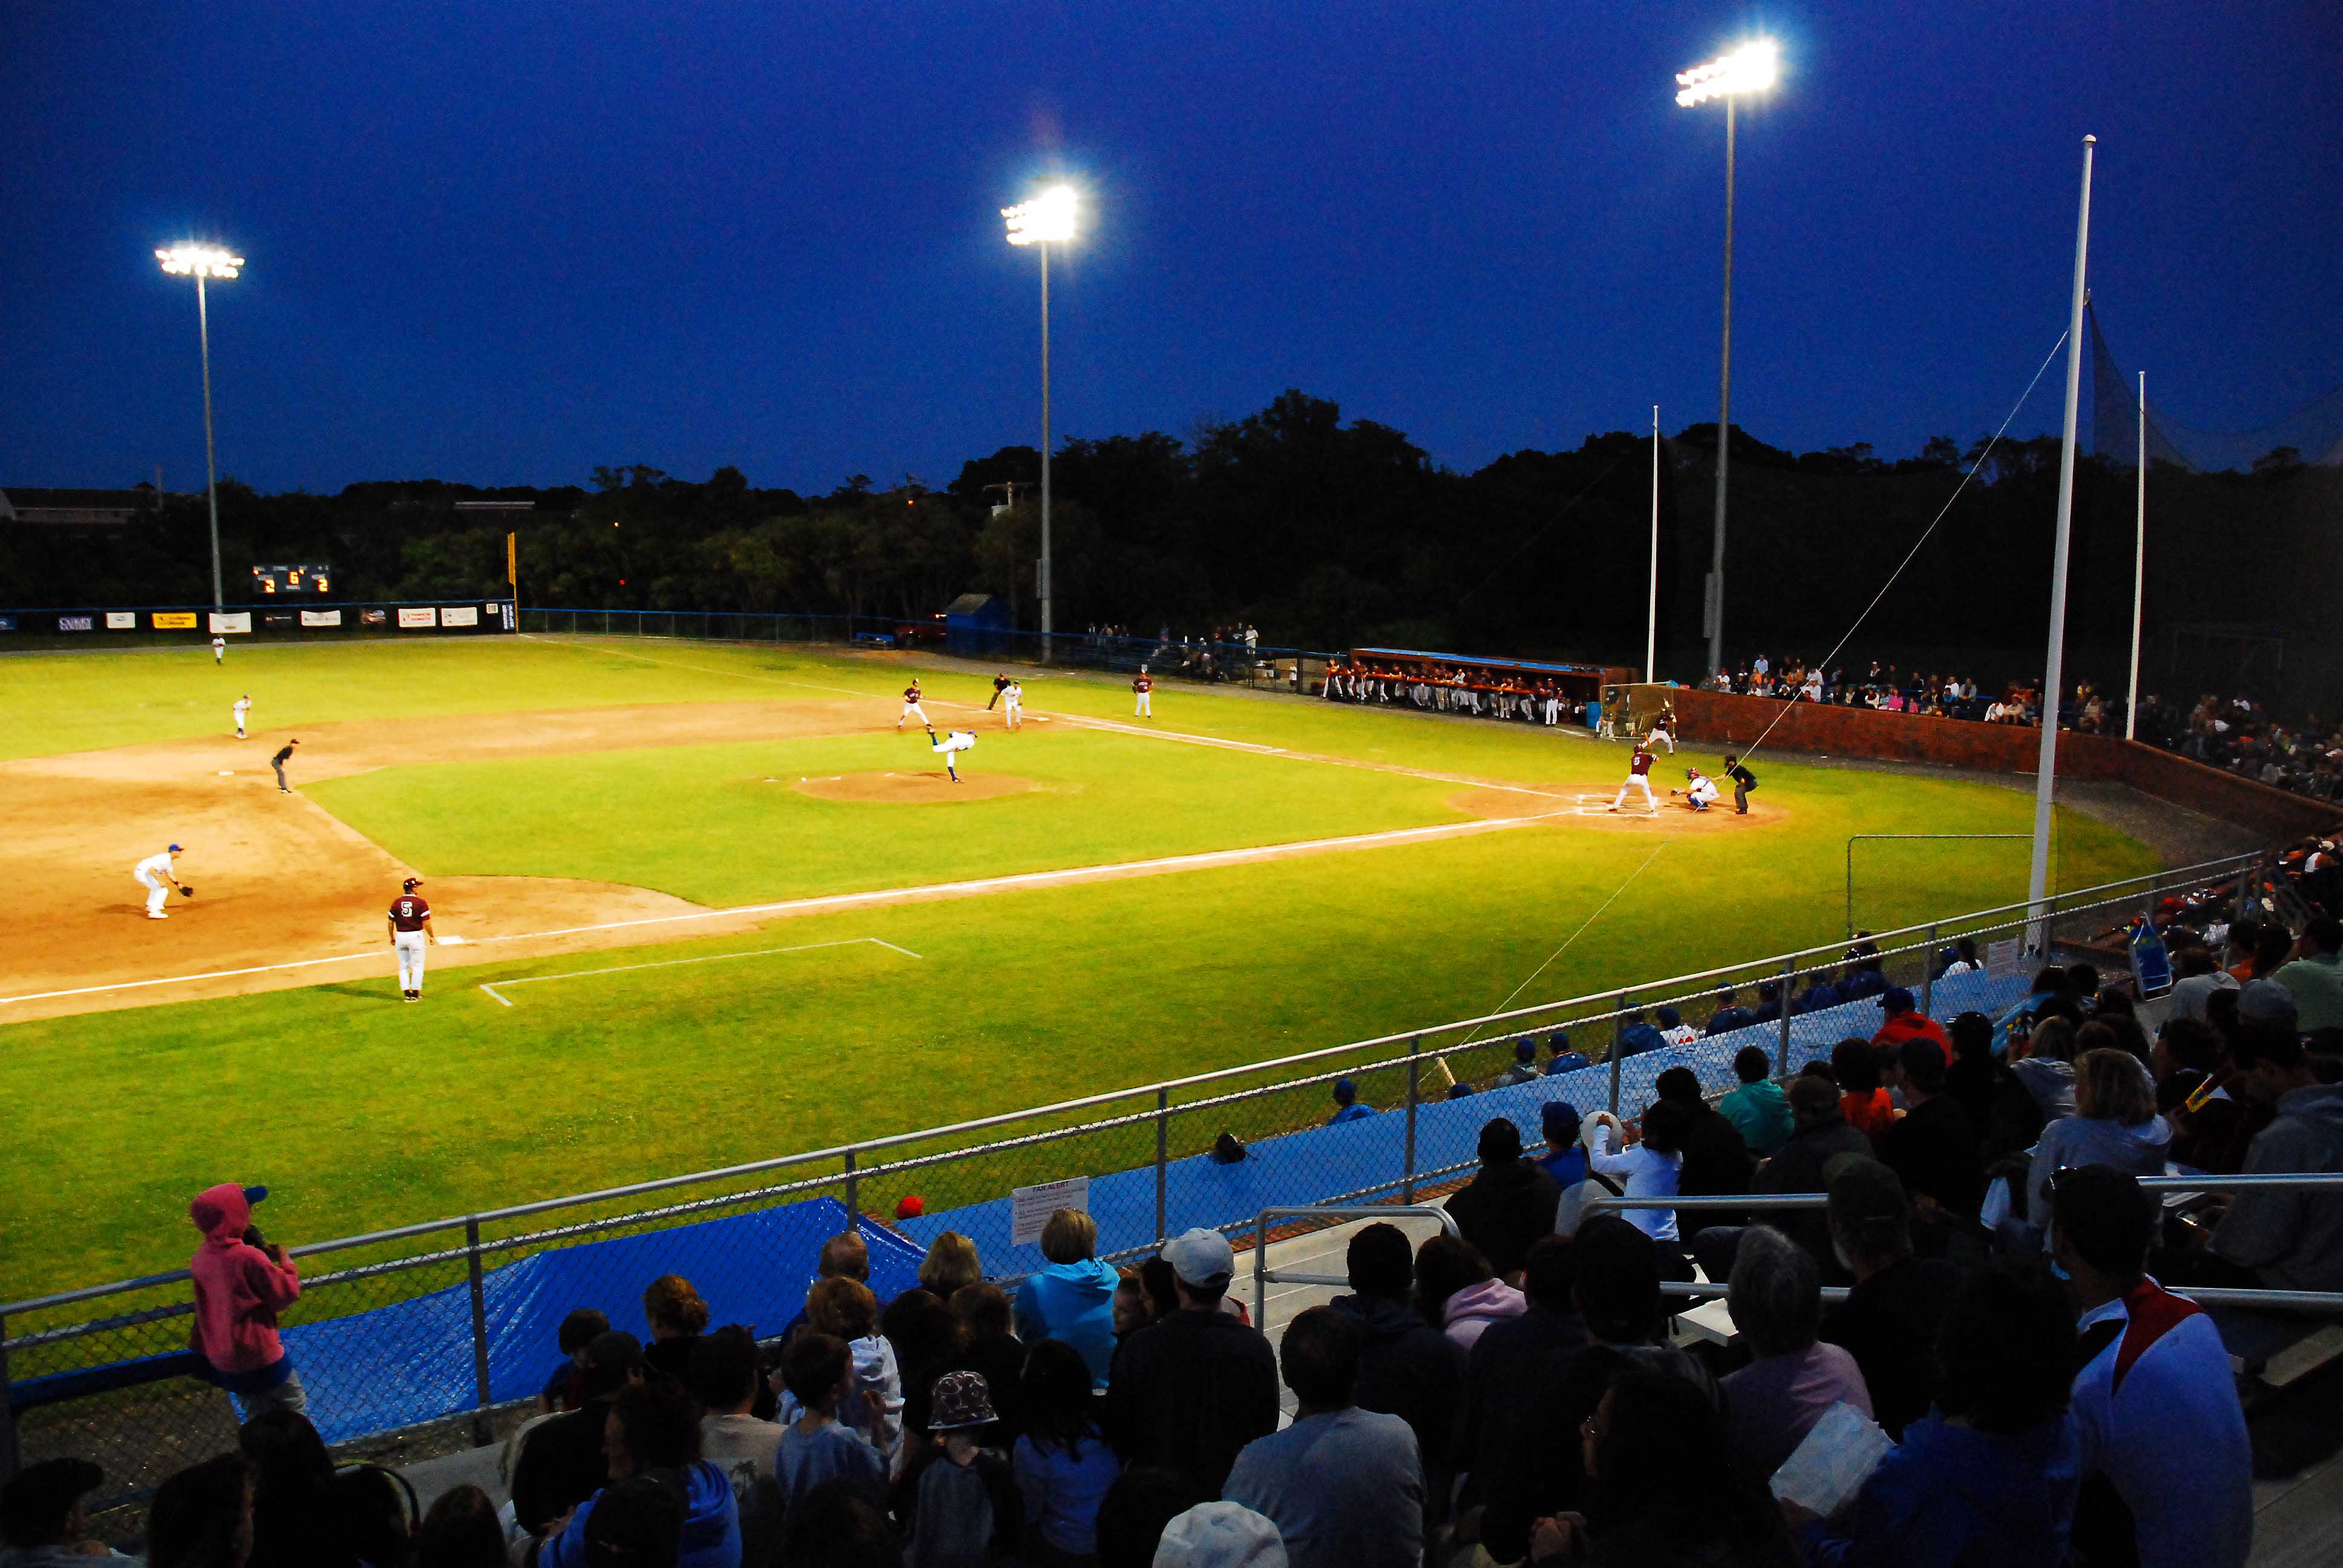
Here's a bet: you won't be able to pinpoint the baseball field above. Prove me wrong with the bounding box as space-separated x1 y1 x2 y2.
0 634 2157 1297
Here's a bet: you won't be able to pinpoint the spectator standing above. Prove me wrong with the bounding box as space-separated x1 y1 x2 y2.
145 1454 253 1568
919 1233 984 1299
1014 1210 1121 1390
782 1232 876 1343
1457 1236 1587 1516
947 1285 1031 1443
2272 914 2343 1031
1794 1262 2082 1568
807 1277 903 1462
1656 1067 1755 1241
1014 1340 1122 1567
1719 1047 1794 1156
886 1290 968 1448
641 1274 713 1384
1325 1079 1375 1126
1817 1158 1961 1440
534 1378 742 1568
899 1372 1023 1568
1442 1119 1561 1278
186 1183 304 1417
693 1327 783 1568
1222 1309 1423 1568
1875 1039 1987 1232
1696 1074 1869 1280
0 1459 137 1564
1716 1227 1872 1485
1412 1233 1524 1350
512 1330 643 1538
776 1335 886 1516
1943 1011 2043 1163
2053 1168 2252 1568
1104 1229 1278 1498
1325 1224 1467 1521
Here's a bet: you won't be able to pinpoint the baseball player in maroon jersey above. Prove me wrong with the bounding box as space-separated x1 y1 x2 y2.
1132 668 1153 717
1609 743 1659 814
898 679 930 730
387 877 437 1001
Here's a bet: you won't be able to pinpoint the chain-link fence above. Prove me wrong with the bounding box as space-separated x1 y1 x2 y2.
0 850 2272 1508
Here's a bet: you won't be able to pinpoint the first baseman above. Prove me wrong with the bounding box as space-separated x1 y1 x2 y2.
134 844 188 919
271 738 300 793
1608 743 1658 814
926 725 975 782
898 680 930 730
1132 670 1153 717
232 694 251 739
1003 679 1024 730
388 877 437 1001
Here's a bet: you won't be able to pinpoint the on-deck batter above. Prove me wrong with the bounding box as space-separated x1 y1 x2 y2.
134 844 187 920
898 680 931 730
387 876 437 1001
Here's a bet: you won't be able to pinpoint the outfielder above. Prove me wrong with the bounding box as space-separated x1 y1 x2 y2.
1671 766 1720 812
134 844 189 919
1608 743 1659 814
925 725 976 782
1003 679 1024 730
897 680 930 730
211 635 226 665
270 739 300 793
232 694 251 739
1133 669 1153 717
387 877 437 1001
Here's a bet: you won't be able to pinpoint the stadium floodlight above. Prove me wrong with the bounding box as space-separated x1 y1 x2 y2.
1001 186 1080 655
1674 39 1778 685
157 243 246 615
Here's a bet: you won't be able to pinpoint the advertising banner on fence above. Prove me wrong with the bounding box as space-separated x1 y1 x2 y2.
0 616 16 632
59 615 93 632
153 612 197 630
301 609 343 628
440 605 479 627
498 601 517 630
397 607 437 629
1009 1176 1090 1246
209 612 252 635
105 612 137 630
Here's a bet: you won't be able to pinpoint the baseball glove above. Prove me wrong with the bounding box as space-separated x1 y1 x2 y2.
179 885 196 898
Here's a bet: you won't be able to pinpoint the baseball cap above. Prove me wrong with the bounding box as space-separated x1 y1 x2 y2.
2238 979 2301 1030
894 1194 925 1220
168 843 183 852
1877 987 1916 1014
1154 1502 1288 1568
1513 1038 1536 1062
1162 1227 1235 1287
927 1370 1000 1430
1541 1099 1582 1147
0 1458 103 1546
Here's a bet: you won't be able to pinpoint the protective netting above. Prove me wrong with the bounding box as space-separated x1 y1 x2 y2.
2090 303 2343 471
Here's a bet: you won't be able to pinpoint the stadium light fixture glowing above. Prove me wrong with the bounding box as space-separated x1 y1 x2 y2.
156 243 245 279
1674 39 1778 107
1002 186 1077 246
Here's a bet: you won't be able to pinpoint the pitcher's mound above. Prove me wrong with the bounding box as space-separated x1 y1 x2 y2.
795 771 1035 804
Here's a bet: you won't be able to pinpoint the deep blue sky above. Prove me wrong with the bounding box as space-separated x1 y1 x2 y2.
5 2 2338 495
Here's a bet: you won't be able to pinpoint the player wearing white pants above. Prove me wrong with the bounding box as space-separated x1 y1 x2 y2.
1610 746 1658 813
1133 671 1153 716
1003 681 1023 730
135 844 187 919
1646 714 1676 753
232 695 251 739
1675 768 1720 811
926 727 975 782
387 877 436 1001
897 681 930 730
211 636 226 664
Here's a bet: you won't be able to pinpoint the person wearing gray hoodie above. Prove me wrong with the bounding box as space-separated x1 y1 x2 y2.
2205 1030 2343 1292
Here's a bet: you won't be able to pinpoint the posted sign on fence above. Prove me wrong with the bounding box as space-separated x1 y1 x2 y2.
1010 1177 1090 1246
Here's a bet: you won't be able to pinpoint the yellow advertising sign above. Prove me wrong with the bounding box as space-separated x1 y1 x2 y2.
152 612 198 630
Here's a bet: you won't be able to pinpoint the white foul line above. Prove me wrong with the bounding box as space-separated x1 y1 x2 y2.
477 936 920 1007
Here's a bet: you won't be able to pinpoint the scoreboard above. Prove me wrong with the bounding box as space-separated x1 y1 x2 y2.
252 563 332 595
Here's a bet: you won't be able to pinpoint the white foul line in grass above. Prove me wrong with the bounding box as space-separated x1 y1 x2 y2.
477 936 920 1007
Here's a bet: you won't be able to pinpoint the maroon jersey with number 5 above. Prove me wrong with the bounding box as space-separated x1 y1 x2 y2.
389 896 431 931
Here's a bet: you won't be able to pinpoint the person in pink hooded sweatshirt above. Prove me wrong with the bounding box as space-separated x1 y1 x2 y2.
188 1183 306 1416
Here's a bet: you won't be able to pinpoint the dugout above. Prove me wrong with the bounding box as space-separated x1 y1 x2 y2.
943 592 1011 658
1345 647 1627 704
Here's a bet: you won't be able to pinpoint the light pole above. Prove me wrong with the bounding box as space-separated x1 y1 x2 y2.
2126 370 2146 740
1676 39 1777 685
1647 405 1660 683
157 243 244 617
1002 186 1077 656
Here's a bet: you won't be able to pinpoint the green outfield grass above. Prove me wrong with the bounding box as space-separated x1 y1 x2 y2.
0 636 2159 1296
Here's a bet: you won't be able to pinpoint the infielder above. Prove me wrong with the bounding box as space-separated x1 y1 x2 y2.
925 725 976 782
1133 670 1153 717
387 877 437 1001
232 694 252 739
1671 766 1720 812
271 738 300 792
211 635 226 665
897 680 930 730
1608 743 1659 814
134 844 189 919
1003 679 1024 730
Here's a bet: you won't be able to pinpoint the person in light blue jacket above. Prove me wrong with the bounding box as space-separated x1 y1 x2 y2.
1014 1209 1121 1389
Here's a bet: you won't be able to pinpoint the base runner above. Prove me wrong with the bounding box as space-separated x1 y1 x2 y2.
1608 744 1658 814
897 680 930 730
925 726 976 782
1723 754 1758 815
387 877 437 1001
1133 669 1153 717
134 843 189 920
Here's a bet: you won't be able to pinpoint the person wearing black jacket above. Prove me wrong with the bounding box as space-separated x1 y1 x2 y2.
1327 1223 1469 1523
1816 1158 1960 1439
1654 1067 1756 1240
1876 1039 1987 1238
511 1331 643 1538
1457 1235 1587 1516
1104 1229 1278 1498
1443 1119 1561 1279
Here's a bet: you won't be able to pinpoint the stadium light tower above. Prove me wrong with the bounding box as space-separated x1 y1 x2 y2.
1676 38 1777 685
1003 185 1078 656
157 243 244 616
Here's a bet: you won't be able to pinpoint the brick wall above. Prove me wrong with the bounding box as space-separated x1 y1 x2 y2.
1634 685 2341 841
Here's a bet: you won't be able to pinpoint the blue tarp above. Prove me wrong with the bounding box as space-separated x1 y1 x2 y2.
283 1195 922 1446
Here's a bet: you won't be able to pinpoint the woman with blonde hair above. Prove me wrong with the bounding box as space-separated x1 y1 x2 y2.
1013 1209 1119 1389
919 1232 984 1299
2010 1048 2171 1252
638 1273 711 1383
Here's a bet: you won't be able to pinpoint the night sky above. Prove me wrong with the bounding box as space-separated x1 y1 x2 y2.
5 2 2338 495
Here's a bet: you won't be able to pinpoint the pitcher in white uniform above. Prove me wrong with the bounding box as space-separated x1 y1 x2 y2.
135 844 187 919
925 726 976 782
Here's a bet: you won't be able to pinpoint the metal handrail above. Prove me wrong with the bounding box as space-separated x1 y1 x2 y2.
1249 1204 1460 1327
0 850 2268 1324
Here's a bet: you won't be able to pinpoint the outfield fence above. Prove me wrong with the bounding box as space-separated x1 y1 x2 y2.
0 599 516 647
0 848 2283 1502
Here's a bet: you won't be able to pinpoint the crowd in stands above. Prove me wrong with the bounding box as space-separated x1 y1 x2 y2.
1321 660 1585 727
2133 692 2343 802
